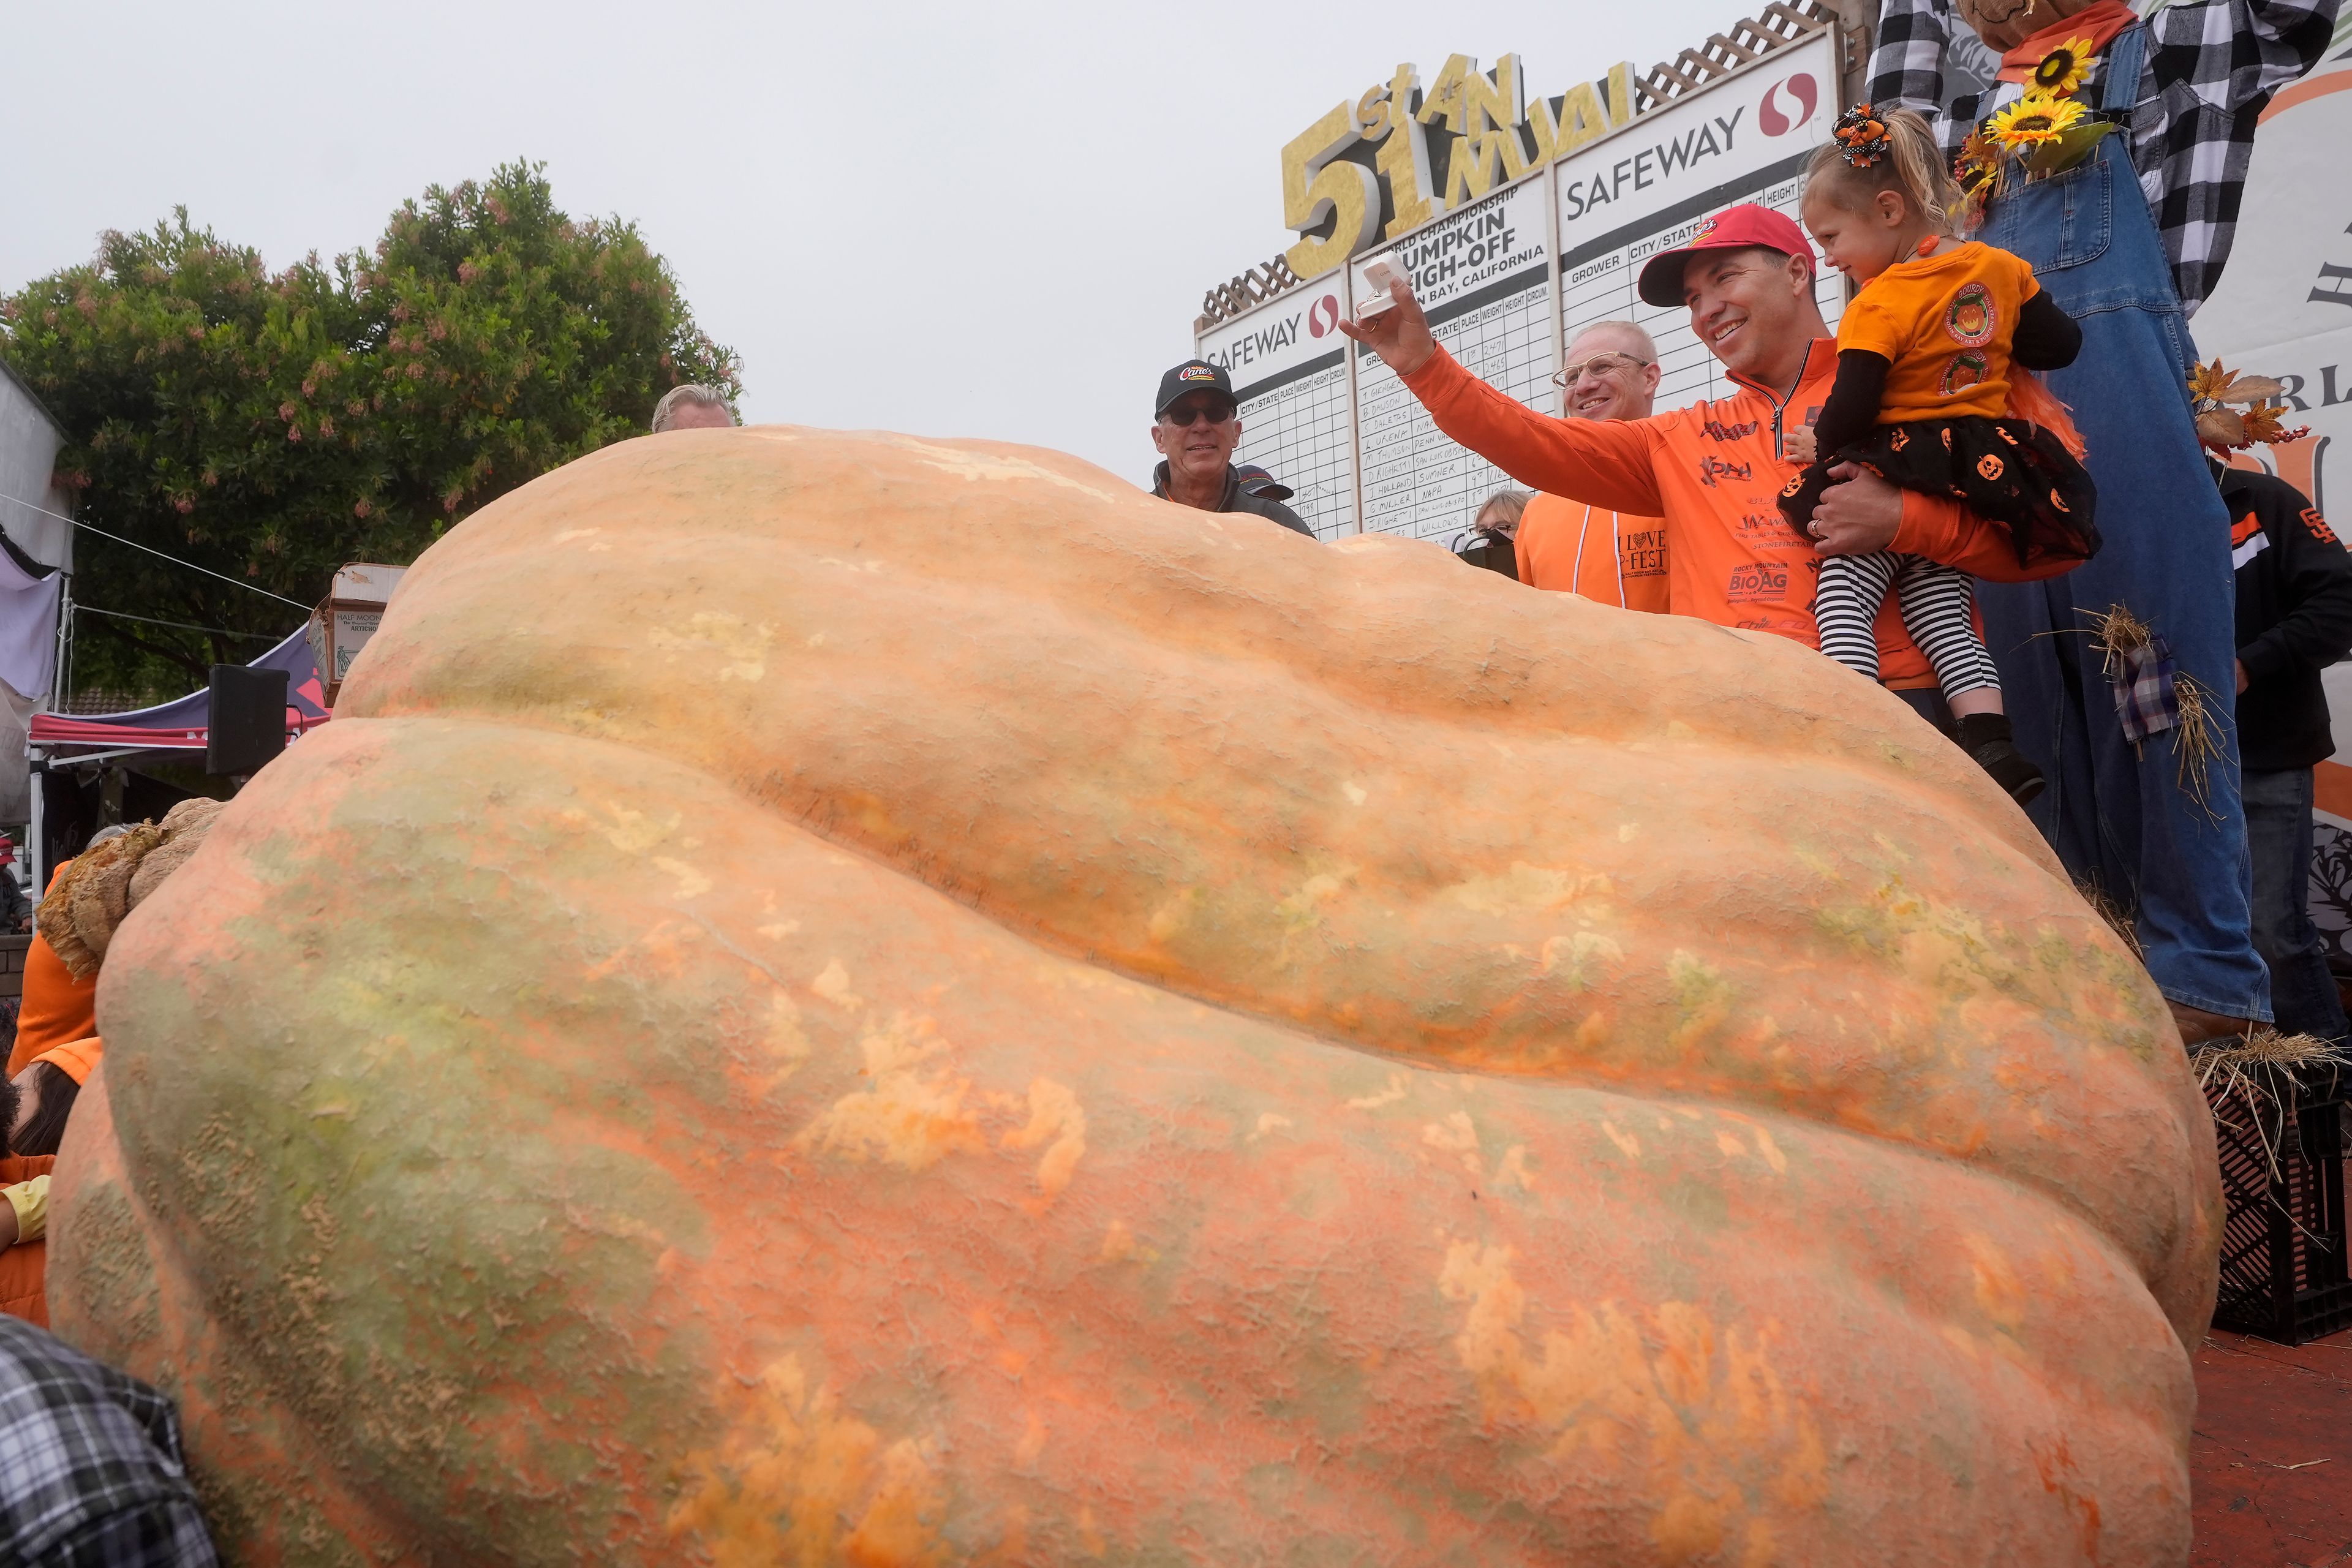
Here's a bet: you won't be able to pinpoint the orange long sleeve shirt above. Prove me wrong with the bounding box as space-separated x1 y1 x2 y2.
1401 339 2072 687
8 861 94 1080
1515 496 1670 611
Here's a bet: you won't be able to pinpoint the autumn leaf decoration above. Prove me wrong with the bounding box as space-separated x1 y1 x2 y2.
2188 359 2311 451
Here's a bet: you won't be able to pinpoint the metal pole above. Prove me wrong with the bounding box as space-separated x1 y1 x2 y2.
26 755 43 918
50 573 71 715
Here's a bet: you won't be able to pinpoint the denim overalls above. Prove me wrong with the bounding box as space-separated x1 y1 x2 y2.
1975 22 2271 1022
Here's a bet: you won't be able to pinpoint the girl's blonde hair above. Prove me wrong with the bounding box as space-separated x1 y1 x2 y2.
1803 107 1966 235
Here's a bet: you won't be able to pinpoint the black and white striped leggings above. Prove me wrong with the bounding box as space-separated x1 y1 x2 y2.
1814 550 2000 697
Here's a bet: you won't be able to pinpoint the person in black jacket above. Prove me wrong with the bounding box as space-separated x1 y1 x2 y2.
1148 361 1314 538
2226 460 2352 1041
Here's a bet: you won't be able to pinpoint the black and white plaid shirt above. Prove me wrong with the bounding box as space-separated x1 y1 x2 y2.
0 1315 217 1567
1866 0 2343 315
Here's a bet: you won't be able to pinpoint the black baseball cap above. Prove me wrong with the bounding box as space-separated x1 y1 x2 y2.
1156 360 1237 417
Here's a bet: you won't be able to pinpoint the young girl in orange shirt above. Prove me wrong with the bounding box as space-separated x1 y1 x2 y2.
1782 106 2100 804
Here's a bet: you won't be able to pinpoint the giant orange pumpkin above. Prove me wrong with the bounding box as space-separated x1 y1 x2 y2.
51 428 2218 1564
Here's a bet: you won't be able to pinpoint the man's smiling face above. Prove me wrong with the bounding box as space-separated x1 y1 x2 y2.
1151 393 1242 486
1559 326 1662 422
1682 247 1813 382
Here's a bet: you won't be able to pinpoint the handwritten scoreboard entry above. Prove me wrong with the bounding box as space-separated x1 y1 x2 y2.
1194 28 1843 538
1555 30 1844 407
1350 176 1555 543
1197 281 1360 539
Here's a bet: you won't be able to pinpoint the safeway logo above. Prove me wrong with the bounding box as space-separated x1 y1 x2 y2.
1758 72 1819 137
1306 295 1341 338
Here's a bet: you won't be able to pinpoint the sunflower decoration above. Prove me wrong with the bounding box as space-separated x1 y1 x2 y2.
2030 34 2097 97
2188 357 2313 450
1987 92 2088 151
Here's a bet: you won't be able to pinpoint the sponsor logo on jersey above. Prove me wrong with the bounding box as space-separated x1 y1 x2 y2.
1697 453 1752 488
1701 418 1760 443
1725 561 1789 602
1737 510 1802 545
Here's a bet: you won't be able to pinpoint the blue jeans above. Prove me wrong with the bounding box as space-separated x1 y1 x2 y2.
1975 93 2271 1022
2242 767 2349 1041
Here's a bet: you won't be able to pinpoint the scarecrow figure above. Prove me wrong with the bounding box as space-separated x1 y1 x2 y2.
1866 0 2337 1041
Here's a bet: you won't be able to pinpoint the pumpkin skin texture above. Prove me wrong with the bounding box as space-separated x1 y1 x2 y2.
51 428 2218 1566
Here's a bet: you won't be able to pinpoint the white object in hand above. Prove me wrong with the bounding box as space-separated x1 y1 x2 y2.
1357 255 1406 319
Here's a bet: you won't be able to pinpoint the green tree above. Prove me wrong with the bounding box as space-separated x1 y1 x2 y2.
0 160 740 699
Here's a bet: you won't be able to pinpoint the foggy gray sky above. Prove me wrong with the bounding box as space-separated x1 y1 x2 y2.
4 0 1762 489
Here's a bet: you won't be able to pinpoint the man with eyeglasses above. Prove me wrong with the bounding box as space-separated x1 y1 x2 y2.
1513 323 1670 612
1148 361 1313 538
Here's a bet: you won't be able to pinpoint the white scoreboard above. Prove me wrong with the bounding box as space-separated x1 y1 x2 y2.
1197 281 1357 540
1196 29 1841 549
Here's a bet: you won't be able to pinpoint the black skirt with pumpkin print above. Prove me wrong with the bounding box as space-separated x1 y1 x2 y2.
1780 415 2100 567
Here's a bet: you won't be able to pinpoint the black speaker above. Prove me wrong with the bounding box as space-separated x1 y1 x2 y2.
206 665 289 777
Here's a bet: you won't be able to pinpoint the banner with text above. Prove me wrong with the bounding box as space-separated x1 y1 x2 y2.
1351 174 1555 542
1555 30 1841 407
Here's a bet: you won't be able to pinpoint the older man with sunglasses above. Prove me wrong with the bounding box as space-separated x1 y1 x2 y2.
1513 323 1670 611
1148 361 1314 537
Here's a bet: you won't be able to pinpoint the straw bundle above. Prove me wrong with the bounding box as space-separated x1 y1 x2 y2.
37 797 227 980
2192 1029 2350 1184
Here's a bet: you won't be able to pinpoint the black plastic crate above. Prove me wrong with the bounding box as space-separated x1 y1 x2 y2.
2207 1066 2352 1345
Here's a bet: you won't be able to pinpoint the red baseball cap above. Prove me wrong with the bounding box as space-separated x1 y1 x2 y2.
1635 204 1817 307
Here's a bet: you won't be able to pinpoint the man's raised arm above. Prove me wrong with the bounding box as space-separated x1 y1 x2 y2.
1338 279 1665 517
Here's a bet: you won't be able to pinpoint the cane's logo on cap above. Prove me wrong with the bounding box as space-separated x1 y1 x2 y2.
1691 216 1718 243
1178 366 1218 382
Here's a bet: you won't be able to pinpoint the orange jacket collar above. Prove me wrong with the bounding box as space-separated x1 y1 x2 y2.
1727 337 1840 405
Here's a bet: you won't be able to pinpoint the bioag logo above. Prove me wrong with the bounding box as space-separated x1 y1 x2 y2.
1725 562 1790 602
1306 295 1342 338
1758 72 1820 137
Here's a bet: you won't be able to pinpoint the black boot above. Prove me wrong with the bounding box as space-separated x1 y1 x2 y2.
1958 712 2046 805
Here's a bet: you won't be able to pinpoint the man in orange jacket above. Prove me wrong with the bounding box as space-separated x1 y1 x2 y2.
1341 204 2070 706
1515 320 1670 611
